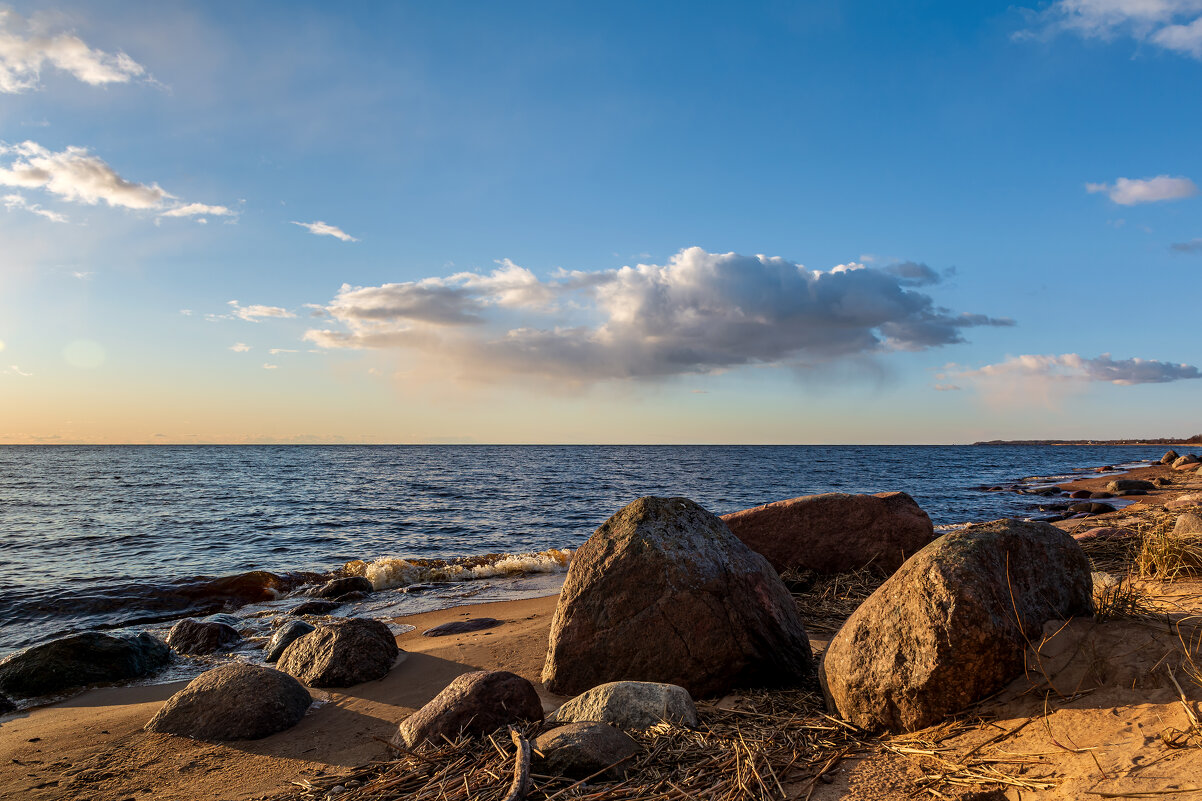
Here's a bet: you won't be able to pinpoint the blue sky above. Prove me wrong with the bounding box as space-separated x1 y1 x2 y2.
1 0 1200 443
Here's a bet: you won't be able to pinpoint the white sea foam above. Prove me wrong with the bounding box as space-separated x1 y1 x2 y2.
343 548 574 591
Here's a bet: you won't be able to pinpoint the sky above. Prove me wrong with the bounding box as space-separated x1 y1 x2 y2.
1 0 1200 445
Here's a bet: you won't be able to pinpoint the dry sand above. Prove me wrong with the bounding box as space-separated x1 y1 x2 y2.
3 457 1202 800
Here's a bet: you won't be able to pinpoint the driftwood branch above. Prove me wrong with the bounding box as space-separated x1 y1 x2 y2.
501 725 531 801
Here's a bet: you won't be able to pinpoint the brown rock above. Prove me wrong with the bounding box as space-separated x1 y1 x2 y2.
533 722 639 779
393 670 542 747
277 618 400 687
165 619 241 656
144 664 310 740
721 491 935 575
541 496 813 699
820 519 1093 733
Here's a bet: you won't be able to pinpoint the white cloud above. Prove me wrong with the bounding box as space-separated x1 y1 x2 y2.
268 348 298 354
303 247 1011 384
1025 0 1202 57
262 363 278 370
1086 175 1198 205
2 191 65 222
3 364 32 377
953 352 1201 385
291 220 358 242
0 141 231 222
158 202 235 219
0 10 147 93
179 309 194 316
227 300 295 322
229 342 251 352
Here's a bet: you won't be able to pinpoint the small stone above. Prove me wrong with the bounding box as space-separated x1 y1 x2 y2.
393 670 543 747
422 619 502 637
265 620 316 663
1175 514 1202 536
314 577 373 600
290 600 340 616
550 681 699 730
166 619 241 656
533 722 639 779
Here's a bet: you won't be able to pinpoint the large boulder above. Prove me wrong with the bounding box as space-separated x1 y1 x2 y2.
1106 479 1156 493
393 670 542 748
0 632 170 698
265 620 315 663
541 496 813 699
277 618 399 687
1173 455 1201 470
550 681 698 729
721 491 935 575
144 664 310 740
1162 450 1180 464
820 519 1093 733
314 577 373 599
533 722 639 779
166 619 241 656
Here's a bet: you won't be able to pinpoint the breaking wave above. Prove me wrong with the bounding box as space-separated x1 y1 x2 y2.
343 548 574 591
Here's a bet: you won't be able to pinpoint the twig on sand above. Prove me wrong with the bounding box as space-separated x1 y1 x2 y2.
501 725 531 801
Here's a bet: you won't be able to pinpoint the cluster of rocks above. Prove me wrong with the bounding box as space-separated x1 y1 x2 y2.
1162 450 1202 471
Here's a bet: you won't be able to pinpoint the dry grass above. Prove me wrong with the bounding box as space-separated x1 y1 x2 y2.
1092 573 1157 622
1137 506 1202 580
784 567 884 636
272 690 874 801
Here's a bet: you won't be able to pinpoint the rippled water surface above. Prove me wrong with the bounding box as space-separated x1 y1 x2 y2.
0 444 1171 655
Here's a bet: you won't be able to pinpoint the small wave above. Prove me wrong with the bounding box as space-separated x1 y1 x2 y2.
343 548 574 591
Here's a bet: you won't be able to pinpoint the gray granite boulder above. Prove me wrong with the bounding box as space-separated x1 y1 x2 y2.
820 519 1093 733
542 497 812 698
1176 513 1202 536
1106 479 1156 493
265 620 315 663
549 681 698 730
277 618 399 687
393 670 542 747
0 632 170 698
533 722 639 779
166 619 241 656
145 664 310 740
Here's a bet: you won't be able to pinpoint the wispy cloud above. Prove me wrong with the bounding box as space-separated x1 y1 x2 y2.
2 191 65 222
1022 0 1202 58
1086 175 1198 205
3 365 32 377
0 141 231 222
229 342 251 352
291 220 358 242
1170 238 1202 253
225 300 295 322
303 247 1012 384
951 352 1201 385
268 348 298 354
262 363 278 370
0 10 148 93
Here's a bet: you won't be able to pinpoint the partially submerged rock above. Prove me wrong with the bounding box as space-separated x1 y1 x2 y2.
290 600 340 616
314 577 373 599
1107 479 1156 493
265 620 316 663
1162 450 1180 464
166 619 241 656
144 664 310 740
542 496 813 698
422 618 501 637
550 681 698 729
0 632 170 698
533 722 639 779
820 519 1093 733
721 491 935 575
393 670 543 748
277 618 399 687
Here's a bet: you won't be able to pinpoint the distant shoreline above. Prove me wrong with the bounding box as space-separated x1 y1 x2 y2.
972 439 1200 447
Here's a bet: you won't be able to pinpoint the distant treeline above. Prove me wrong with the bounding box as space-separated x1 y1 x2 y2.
972 435 1202 446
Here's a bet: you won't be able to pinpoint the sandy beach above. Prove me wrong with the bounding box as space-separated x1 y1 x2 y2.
3 457 1202 801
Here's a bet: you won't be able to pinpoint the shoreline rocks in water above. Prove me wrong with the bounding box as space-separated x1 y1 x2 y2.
165 619 241 656
277 618 400 687
144 664 311 741
721 491 935 576
393 670 543 748
264 620 316 663
541 496 813 698
0 632 171 698
820 518 1093 733
314 576 373 600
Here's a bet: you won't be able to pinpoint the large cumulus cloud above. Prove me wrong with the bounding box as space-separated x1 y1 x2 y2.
304 247 1012 382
